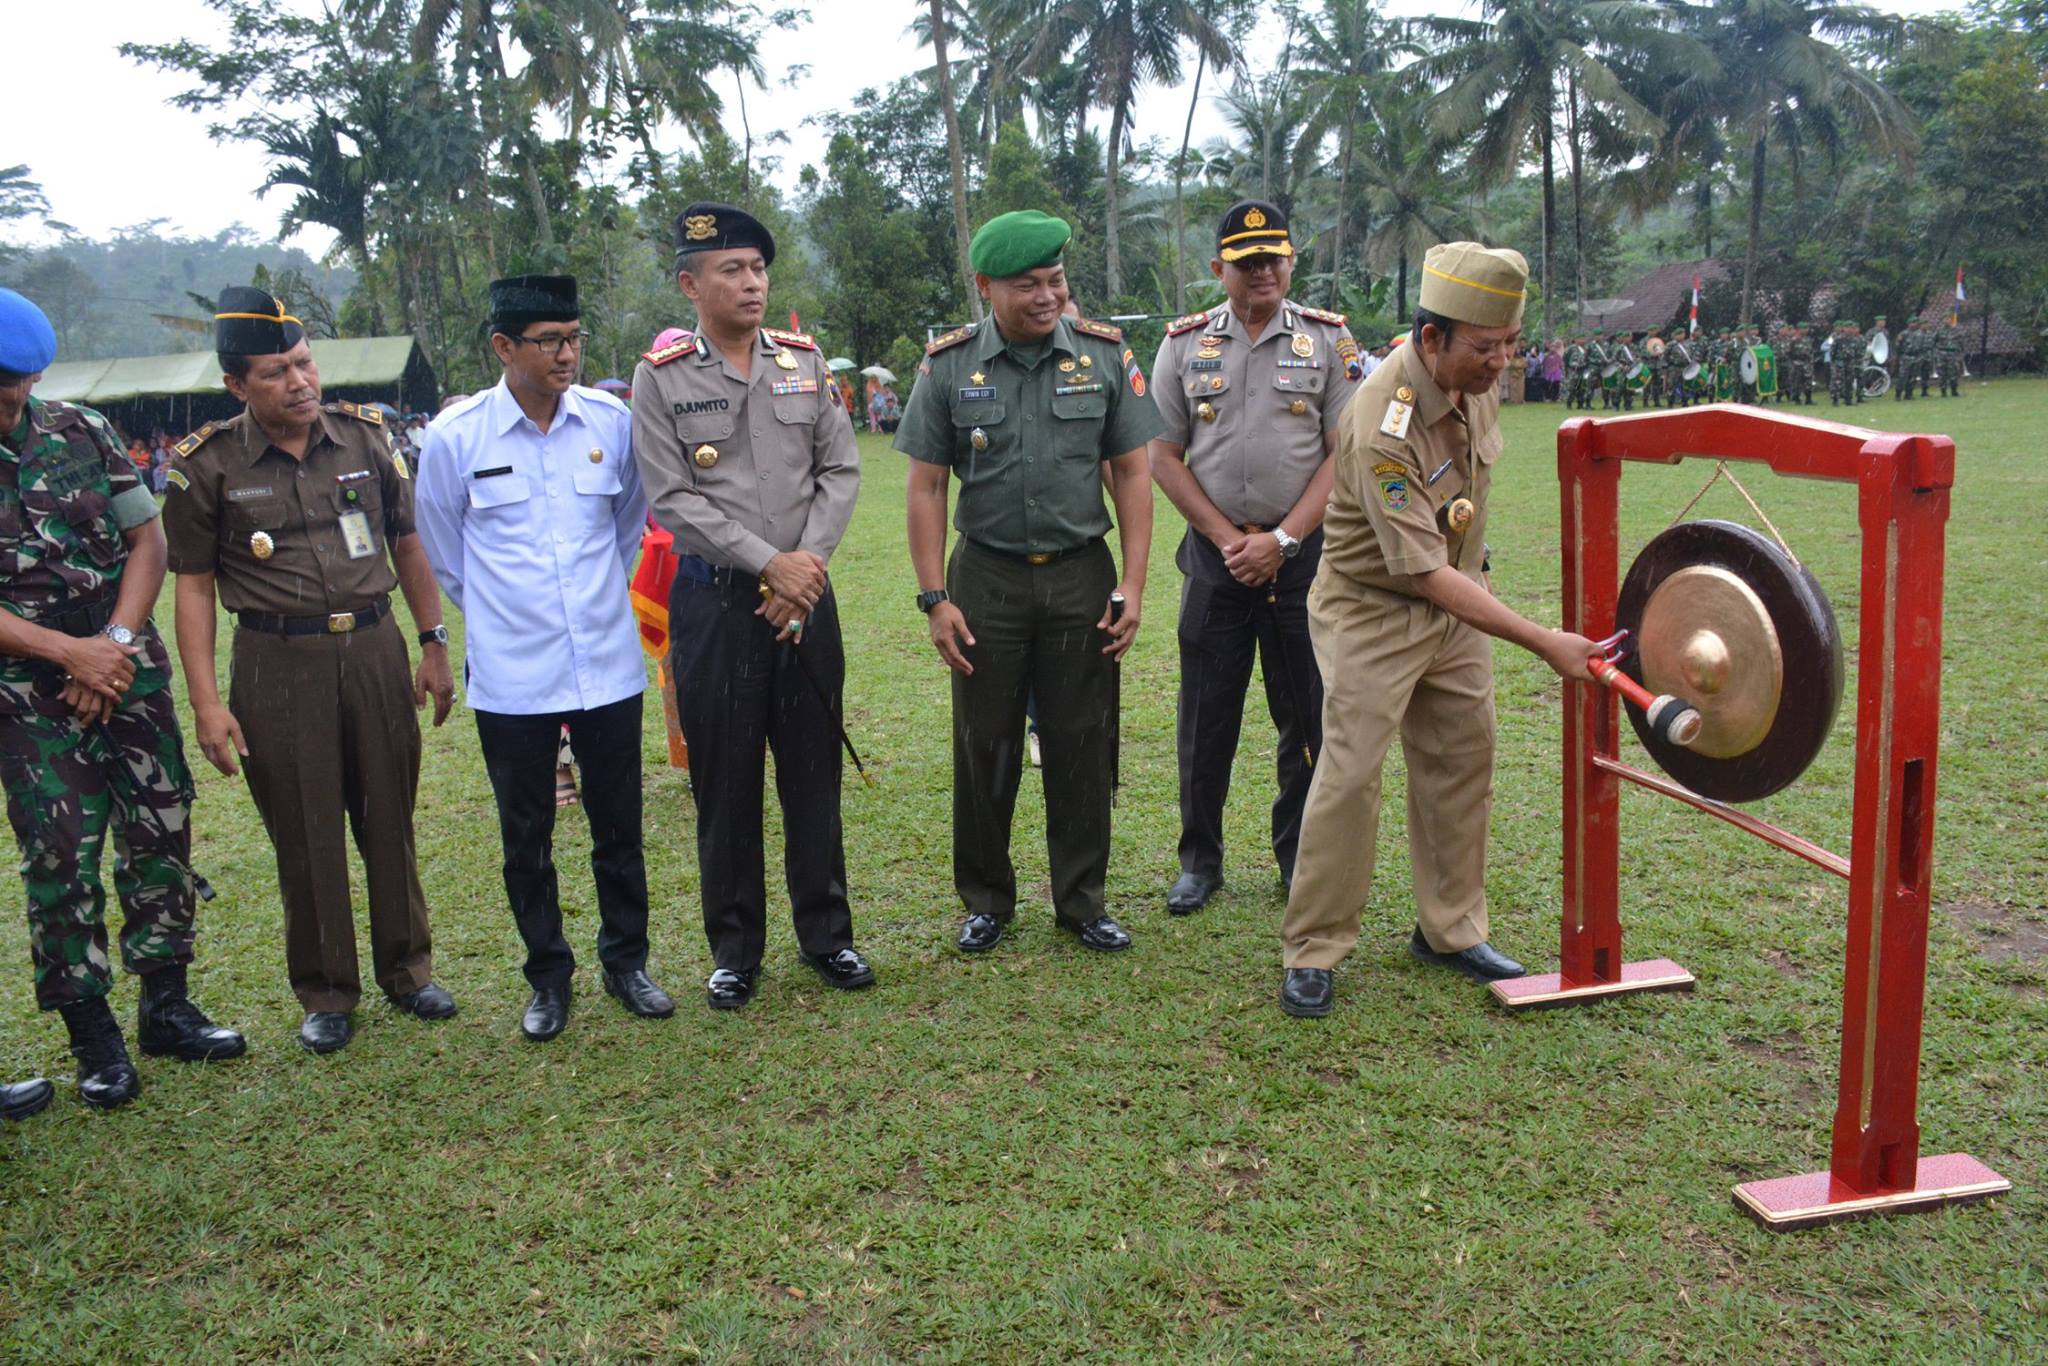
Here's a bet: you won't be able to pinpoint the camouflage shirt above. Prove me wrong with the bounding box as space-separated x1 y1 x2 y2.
0 395 167 716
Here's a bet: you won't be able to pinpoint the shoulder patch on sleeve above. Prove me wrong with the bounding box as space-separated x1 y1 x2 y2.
173 422 221 458
763 327 818 352
164 467 191 492
1074 317 1123 342
642 337 699 366
925 326 974 356
332 400 383 426
1165 311 1210 337
1298 305 1348 327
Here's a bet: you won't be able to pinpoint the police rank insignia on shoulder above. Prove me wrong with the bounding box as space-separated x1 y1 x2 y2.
173 422 221 458
1165 311 1211 337
643 336 698 366
1298 305 1348 327
763 327 818 352
1379 399 1413 440
164 467 191 492
1073 317 1123 342
926 326 973 356
336 400 383 426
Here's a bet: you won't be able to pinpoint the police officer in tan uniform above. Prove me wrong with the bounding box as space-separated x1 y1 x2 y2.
1149 200 1361 913
630 203 870 1011
164 287 458 1053
1277 244 1598 1018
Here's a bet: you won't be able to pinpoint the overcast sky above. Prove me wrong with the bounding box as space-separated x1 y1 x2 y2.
10 0 1958 260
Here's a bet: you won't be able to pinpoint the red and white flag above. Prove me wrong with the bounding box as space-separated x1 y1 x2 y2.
1689 274 1700 334
1952 266 1965 325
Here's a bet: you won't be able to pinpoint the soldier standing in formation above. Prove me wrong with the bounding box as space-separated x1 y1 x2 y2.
1935 320 1963 396
1895 321 1923 401
630 204 871 1010
0 288 244 1110
1147 200 1360 913
165 288 457 1054
897 210 1162 956
1828 320 1864 405
1563 335 1590 410
418 274 675 1039
1276 244 1599 1019
1660 332 1693 408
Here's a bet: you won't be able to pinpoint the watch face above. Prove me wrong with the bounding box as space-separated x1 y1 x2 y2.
107 626 135 645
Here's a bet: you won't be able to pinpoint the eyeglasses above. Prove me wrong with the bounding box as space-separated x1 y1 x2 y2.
510 329 592 357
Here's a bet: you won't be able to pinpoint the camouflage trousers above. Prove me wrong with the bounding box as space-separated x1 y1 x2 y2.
0 686 198 1009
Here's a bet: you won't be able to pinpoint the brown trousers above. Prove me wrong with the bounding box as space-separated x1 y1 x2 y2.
1280 576 1495 969
231 613 432 1011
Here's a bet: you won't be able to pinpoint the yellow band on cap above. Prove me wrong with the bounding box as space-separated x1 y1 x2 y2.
1420 264 1525 300
1220 228 1290 245
214 310 304 325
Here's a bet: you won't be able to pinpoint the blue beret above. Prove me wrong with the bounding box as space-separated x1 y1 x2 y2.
0 288 58 376
970 210 1071 279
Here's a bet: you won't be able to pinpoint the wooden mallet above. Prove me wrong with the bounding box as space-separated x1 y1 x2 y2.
1589 630 1703 748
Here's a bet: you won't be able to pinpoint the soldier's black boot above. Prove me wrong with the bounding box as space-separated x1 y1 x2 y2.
59 997 139 1109
138 964 248 1062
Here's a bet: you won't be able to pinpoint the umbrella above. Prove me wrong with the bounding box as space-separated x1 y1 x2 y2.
826 356 856 371
593 378 631 392
858 365 897 383
370 401 400 418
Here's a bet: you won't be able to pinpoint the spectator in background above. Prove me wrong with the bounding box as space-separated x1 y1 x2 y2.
1542 340 1565 402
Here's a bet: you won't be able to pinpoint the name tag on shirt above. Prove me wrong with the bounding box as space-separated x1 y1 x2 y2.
339 509 376 560
472 465 515 480
1276 357 1317 369
958 385 997 401
226 485 275 501
336 469 376 484
1379 399 1414 440
1187 358 1222 371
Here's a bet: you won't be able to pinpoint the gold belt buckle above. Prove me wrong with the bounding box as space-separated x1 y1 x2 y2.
1025 551 1054 566
326 612 356 634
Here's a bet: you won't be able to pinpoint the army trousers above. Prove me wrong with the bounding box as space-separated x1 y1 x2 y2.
1281 576 1495 970
1174 529 1324 884
0 686 197 1009
232 613 433 1012
948 537 1118 928
670 573 852 973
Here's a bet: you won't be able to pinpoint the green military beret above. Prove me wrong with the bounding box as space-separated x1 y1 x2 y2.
970 210 1072 279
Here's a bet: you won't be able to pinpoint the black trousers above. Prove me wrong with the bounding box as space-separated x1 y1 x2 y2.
670 573 852 972
474 694 650 991
1174 529 1324 882
947 537 1117 927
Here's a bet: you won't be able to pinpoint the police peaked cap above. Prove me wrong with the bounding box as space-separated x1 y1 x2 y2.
674 202 776 267
1217 200 1293 262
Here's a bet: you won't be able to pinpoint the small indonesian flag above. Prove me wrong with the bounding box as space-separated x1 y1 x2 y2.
1690 274 1700 334
1953 266 1965 326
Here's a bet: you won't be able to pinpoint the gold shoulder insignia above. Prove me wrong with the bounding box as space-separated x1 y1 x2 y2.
1074 317 1123 342
173 422 221 459
332 400 383 426
763 327 819 352
642 337 699 366
1165 311 1210 337
1298 305 1348 327
926 326 974 356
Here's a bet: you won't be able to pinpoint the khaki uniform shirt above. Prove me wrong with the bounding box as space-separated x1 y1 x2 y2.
1321 340 1498 593
162 403 413 615
630 328 859 575
1149 299 1360 527
894 315 1163 556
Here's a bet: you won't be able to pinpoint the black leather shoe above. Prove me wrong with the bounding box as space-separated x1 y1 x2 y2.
801 947 875 990
61 997 139 1108
956 914 1004 953
299 1011 353 1054
1059 916 1132 952
522 985 571 1041
602 968 676 1018
1 1077 53 1121
138 965 247 1061
705 968 756 1010
1280 967 1333 1018
389 982 458 1020
1408 927 1527 982
1166 871 1221 915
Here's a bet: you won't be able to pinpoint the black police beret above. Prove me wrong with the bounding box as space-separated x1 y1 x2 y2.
674 202 776 267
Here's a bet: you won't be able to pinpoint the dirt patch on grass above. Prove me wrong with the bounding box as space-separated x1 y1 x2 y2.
1733 1029 1822 1107
1946 900 2048 970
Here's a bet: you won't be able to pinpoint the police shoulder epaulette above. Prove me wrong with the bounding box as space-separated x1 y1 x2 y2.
1074 317 1123 342
1298 305 1348 327
173 422 221 458
1165 311 1210 337
643 336 698 366
763 327 818 352
332 400 383 426
926 326 973 356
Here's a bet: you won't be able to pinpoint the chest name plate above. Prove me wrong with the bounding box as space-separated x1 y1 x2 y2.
673 398 731 416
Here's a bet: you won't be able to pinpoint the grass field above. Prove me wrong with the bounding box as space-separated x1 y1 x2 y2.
1 377 2042 1362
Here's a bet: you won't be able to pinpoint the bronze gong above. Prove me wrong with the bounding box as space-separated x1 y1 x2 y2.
1615 520 1842 802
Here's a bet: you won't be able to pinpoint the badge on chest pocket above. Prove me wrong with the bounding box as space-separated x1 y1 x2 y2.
339 509 377 560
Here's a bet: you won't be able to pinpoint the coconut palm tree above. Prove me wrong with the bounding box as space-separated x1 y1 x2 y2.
1294 0 1411 308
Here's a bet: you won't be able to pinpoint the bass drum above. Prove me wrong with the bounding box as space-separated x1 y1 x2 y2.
1861 364 1891 399
1739 347 1761 384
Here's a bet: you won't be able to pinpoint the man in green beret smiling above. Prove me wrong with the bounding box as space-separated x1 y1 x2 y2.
896 210 1162 955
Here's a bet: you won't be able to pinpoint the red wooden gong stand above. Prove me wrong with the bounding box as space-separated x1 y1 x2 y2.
1491 403 2010 1230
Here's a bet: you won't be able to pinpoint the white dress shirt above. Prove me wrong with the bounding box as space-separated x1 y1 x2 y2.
416 379 648 715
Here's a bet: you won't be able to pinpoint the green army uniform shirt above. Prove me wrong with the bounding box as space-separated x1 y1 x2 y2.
0 395 167 717
894 314 1164 557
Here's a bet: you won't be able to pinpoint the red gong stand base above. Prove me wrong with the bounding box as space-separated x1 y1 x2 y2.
1734 1153 2012 1232
1489 958 1696 1010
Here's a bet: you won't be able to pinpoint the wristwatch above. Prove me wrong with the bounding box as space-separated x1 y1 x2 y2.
418 625 450 646
916 589 950 615
1272 528 1302 559
103 624 136 647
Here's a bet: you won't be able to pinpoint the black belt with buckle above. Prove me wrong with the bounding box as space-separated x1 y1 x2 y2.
965 538 1097 567
33 589 120 639
674 554 753 588
237 595 391 637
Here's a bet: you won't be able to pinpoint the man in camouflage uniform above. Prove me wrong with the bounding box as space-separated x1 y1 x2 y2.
0 288 244 1111
1894 322 1921 401
1563 336 1589 410
1586 334 1612 410
1827 321 1855 406
1935 321 1962 397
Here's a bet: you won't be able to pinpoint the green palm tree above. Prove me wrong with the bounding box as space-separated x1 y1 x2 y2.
1294 0 1411 309
1661 0 1916 324
1356 83 1466 320
1415 0 1675 339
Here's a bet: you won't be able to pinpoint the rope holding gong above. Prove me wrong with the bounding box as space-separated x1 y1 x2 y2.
1667 460 1802 568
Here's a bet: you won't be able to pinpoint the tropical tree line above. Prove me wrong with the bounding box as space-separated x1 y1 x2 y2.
2 0 2040 394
